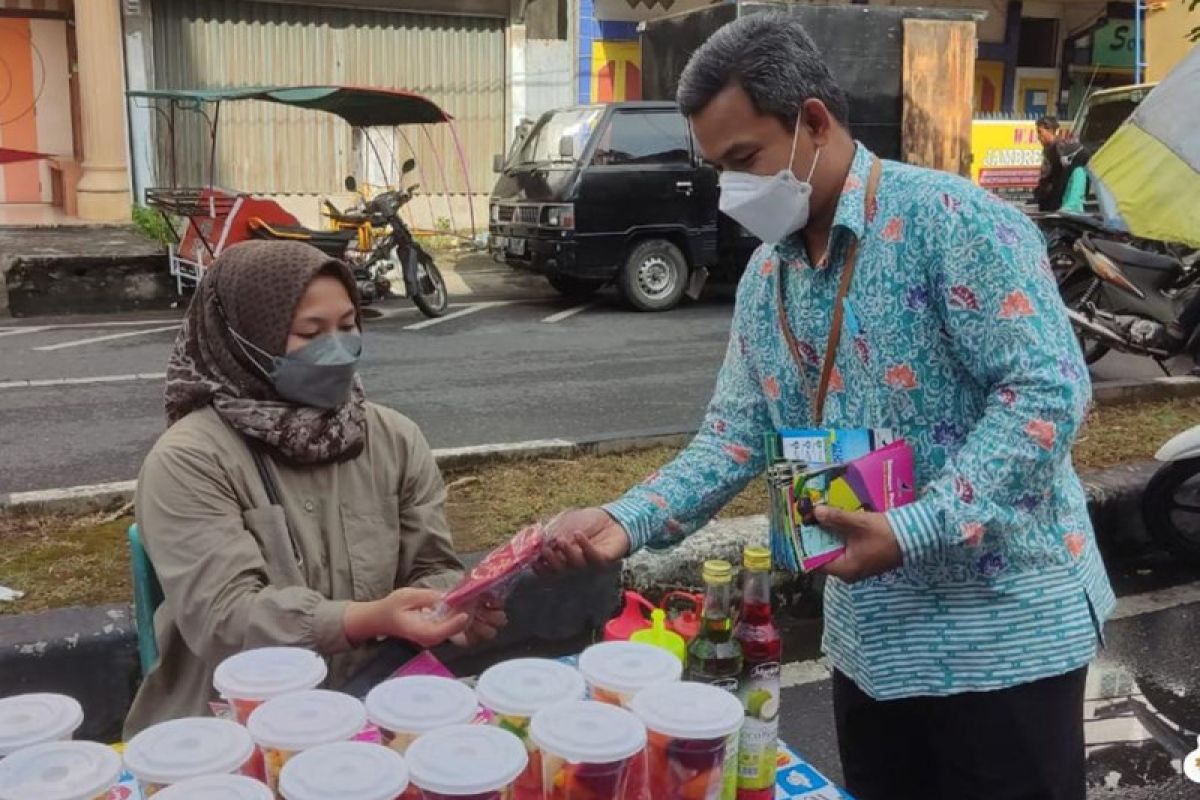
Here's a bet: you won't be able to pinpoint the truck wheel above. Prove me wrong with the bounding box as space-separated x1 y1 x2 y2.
619 239 688 311
547 274 606 299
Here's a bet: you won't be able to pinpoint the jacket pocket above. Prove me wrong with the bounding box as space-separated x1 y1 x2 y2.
242 505 305 588
340 495 402 601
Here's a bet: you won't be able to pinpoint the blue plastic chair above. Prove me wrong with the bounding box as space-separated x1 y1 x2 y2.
127 523 164 676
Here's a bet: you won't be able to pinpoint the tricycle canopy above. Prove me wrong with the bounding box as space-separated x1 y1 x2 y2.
126 85 452 127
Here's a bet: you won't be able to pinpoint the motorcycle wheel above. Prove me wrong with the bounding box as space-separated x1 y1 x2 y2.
1060 276 1111 364
1142 457 1200 564
411 253 449 318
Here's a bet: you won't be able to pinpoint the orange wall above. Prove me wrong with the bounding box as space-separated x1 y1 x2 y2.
0 18 40 202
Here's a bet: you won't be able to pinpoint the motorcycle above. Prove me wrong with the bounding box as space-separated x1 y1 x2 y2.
1031 211 1130 285
1143 425 1200 563
324 160 449 318
1060 233 1199 367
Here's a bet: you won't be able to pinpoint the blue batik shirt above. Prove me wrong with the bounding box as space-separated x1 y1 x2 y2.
605 144 1116 699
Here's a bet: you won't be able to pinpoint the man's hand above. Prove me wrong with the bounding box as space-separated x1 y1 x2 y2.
345 588 470 648
814 506 903 583
450 603 508 648
536 507 631 574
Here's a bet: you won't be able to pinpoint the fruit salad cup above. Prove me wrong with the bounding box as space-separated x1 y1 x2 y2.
213 647 329 725
578 641 683 709
406 725 528 800
278 741 409 800
213 647 328 782
475 659 587 800
0 693 84 759
122 717 256 797
153 774 275 800
0 741 121 800
246 689 367 794
629 682 746 800
529 700 646 800
366 676 480 800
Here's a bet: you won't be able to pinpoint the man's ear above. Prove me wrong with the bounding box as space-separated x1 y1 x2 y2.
801 98 834 146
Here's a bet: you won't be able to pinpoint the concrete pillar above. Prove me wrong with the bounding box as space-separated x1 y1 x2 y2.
74 0 132 221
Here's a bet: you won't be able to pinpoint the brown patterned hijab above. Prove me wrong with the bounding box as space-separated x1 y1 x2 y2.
164 240 367 465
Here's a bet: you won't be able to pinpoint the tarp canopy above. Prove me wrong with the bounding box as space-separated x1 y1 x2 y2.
0 147 52 165
1089 48 1200 248
127 85 452 127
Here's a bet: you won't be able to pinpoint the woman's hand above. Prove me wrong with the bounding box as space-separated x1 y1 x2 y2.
536 508 631 574
344 588 470 648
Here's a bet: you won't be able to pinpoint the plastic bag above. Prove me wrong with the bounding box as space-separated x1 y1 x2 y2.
435 522 551 618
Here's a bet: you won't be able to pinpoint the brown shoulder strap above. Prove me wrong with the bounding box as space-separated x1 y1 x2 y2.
778 156 883 426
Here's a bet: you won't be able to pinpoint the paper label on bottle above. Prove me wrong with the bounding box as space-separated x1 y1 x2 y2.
738 661 781 791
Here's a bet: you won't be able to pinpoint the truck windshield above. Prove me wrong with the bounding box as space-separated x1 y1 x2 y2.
517 108 602 165
1075 88 1150 154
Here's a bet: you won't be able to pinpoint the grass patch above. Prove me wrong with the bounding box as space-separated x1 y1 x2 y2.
5 396 1200 615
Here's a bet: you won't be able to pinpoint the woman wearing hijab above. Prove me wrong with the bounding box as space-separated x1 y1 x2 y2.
124 241 497 735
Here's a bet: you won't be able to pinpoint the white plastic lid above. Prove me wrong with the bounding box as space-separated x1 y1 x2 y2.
406 725 527 796
474 658 586 718
278 741 408 800
529 701 646 764
213 647 328 701
365 676 478 735
0 693 84 757
629 682 746 740
578 642 684 696
123 717 254 786
0 741 121 800
153 774 275 800
246 690 367 752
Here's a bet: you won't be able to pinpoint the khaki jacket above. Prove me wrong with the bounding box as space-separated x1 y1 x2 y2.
124 403 462 737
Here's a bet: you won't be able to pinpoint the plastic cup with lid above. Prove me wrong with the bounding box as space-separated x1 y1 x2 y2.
0 693 84 758
246 689 367 792
474 658 586 800
529 700 646 800
407 724 528 800
629 681 746 800
366 676 479 754
278 741 409 800
213 647 328 725
0 740 121 800
151 774 274 800
123 716 255 796
577 641 683 709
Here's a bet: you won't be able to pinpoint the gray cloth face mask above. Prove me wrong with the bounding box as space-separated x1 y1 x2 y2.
229 326 363 410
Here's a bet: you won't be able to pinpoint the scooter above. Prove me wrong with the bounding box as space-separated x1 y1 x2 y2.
323 160 449 318
1061 233 1199 368
1031 211 1130 285
1143 425 1200 563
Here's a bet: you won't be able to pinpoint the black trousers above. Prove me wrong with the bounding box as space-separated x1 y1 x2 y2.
834 668 1087 800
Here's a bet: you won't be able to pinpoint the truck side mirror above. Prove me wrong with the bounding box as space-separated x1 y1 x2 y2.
401 158 417 175
558 135 575 160
344 175 358 192
493 154 504 173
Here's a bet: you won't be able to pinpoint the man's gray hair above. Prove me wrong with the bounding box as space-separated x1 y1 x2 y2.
677 12 849 127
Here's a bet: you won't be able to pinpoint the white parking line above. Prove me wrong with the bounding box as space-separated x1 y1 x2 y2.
0 319 179 331
404 302 513 331
0 326 50 338
33 324 180 352
0 373 166 390
542 304 592 324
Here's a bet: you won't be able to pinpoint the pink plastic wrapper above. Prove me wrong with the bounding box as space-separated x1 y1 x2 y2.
436 523 549 617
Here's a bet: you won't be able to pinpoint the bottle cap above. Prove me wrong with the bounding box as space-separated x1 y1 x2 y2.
702 560 732 584
744 547 771 571
629 609 686 665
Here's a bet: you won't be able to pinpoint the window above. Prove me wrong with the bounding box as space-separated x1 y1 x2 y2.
1018 18 1059 68
592 111 691 166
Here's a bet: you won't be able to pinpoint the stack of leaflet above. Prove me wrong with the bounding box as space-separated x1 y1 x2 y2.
765 428 916 573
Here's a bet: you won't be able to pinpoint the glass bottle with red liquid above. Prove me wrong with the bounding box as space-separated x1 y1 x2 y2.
734 546 782 800
685 560 743 693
